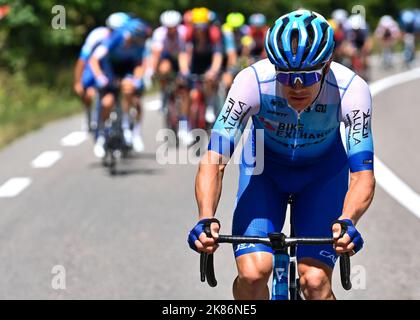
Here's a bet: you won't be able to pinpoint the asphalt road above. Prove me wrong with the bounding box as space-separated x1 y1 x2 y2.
0 55 419 299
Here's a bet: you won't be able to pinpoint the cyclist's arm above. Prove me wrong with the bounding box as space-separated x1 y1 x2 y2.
178 51 190 76
177 28 190 75
223 30 238 68
133 61 146 80
340 74 375 224
209 52 223 75
340 170 375 224
74 58 85 85
89 45 109 79
149 28 165 73
195 67 260 219
149 47 162 74
208 34 224 74
74 35 95 85
89 31 124 79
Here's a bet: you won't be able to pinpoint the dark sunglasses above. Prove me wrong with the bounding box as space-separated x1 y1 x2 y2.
276 65 325 87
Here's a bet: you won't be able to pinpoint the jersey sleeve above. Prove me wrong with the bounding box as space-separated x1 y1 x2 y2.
223 30 236 53
92 30 125 60
341 75 374 172
208 67 260 159
151 27 165 51
79 27 109 61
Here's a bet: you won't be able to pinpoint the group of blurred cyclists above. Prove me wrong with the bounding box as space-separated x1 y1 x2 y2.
330 8 420 81
73 7 420 156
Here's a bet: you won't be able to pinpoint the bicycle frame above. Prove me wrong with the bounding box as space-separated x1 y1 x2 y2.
97 83 131 175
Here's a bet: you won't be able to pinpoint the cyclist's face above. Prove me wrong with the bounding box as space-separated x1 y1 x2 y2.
168 27 177 37
283 81 321 111
282 62 331 111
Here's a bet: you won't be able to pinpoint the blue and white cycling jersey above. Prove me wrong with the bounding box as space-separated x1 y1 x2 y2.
79 27 111 88
79 27 111 62
209 59 374 173
92 29 146 68
213 60 374 266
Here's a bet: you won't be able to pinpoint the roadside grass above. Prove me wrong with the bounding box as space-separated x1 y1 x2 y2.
0 70 81 149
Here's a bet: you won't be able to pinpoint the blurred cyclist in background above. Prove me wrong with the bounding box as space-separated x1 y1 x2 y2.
248 13 268 61
346 13 373 80
183 9 193 29
149 10 190 114
73 12 130 132
400 9 417 68
330 9 350 66
236 35 256 70
89 18 149 157
221 12 248 91
185 7 223 128
374 15 401 69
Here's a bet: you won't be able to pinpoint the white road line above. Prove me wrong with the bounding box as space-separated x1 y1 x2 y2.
369 66 420 219
0 178 32 198
370 67 420 96
61 131 87 147
145 99 162 111
31 151 62 169
374 157 420 218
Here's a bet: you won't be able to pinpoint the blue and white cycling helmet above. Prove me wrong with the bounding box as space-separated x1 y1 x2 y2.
249 13 266 27
265 10 335 70
106 12 131 30
124 18 148 38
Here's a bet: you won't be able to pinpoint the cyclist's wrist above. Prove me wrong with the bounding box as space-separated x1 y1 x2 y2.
131 77 143 90
337 214 357 225
198 212 215 220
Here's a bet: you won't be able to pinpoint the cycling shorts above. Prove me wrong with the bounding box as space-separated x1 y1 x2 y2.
81 65 96 90
160 51 179 73
232 139 349 269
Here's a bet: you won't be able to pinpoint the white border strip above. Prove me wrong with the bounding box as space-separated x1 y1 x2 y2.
31 151 62 169
370 67 420 219
61 131 87 147
0 178 32 198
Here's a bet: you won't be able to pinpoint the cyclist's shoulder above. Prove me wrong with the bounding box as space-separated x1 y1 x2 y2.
325 61 359 91
103 29 127 48
249 58 276 83
84 26 110 44
153 25 166 36
328 62 371 104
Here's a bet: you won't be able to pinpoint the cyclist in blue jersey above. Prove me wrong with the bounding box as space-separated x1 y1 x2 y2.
400 9 417 68
188 10 375 300
73 12 130 131
89 18 149 156
221 12 249 91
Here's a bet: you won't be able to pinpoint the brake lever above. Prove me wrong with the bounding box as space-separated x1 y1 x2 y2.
332 220 352 290
199 219 219 287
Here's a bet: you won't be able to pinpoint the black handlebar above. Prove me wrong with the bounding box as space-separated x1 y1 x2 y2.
200 220 352 291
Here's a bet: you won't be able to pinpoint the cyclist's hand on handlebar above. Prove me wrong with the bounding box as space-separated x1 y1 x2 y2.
95 74 109 89
332 219 364 256
73 82 84 96
188 218 220 254
204 69 218 81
